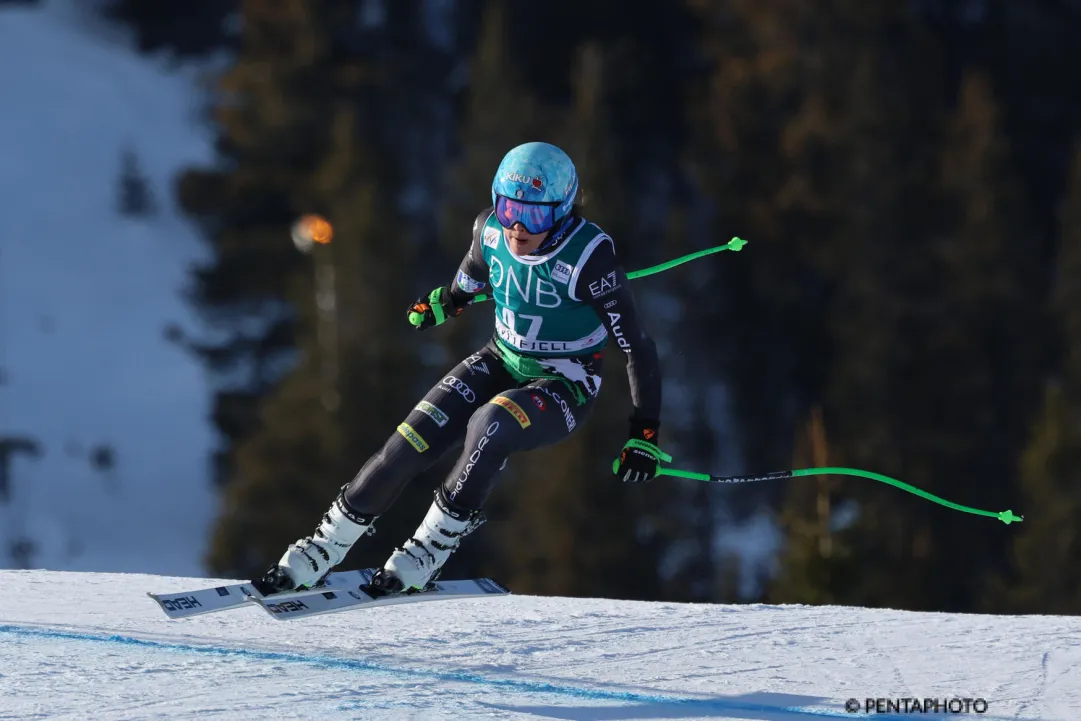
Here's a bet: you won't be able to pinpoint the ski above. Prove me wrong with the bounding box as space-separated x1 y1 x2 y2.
147 569 377 620
249 571 511 621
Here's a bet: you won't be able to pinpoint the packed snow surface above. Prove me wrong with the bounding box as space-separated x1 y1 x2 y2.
0 570 1077 719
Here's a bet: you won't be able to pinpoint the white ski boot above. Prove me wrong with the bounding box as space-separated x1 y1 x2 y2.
366 489 485 596
254 491 376 595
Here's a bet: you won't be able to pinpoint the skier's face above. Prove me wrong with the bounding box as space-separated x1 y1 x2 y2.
504 224 548 256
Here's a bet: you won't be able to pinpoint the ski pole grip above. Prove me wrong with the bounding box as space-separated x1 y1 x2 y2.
409 288 450 328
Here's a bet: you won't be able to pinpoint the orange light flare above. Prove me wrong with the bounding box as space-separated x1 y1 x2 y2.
291 214 333 252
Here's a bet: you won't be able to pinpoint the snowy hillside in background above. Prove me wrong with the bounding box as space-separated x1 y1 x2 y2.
1 570 1077 720
0 1 218 574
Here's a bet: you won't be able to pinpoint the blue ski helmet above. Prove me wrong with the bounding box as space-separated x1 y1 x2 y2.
491 142 578 234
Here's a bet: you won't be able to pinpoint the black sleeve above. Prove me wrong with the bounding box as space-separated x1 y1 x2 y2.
446 207 494 309
573 236 663 427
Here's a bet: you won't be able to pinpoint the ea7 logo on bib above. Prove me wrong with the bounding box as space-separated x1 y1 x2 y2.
551 260 573 284
588 271 620 299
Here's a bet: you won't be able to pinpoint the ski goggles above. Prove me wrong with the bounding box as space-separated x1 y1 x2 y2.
495 195 561 234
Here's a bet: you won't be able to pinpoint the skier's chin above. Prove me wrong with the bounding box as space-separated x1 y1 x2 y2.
506 231 547 256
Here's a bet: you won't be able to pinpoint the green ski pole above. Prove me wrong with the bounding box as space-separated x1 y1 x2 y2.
615 463 1022 525
468 236 748 305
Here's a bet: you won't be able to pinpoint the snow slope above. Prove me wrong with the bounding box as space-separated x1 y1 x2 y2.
0 2 217 574
0 571 1076 720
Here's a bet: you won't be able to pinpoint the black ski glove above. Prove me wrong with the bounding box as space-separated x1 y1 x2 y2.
613 418 671 483
407 286 462 331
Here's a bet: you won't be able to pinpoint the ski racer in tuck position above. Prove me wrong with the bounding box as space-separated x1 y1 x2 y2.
254 141 667 597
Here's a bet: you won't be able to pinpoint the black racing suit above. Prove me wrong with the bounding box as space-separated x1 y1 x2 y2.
343 208 663 516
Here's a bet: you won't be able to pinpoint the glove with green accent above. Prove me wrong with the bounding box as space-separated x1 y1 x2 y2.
407 286 462 331
612 419 671 483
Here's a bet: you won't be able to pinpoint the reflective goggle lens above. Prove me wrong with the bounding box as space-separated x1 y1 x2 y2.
495 195 558 234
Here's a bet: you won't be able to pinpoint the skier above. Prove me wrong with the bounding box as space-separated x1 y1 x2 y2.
254 141 666 597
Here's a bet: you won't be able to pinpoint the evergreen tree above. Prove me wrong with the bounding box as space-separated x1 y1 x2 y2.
774 64 1037 611
993 142 1081 615
687 0 1032 610
771 407 854 605
681 0 840 492
175 0 422 577
176 0 333 491
682 0 838 600
798 43 957 612
979 0 1081 276
101 0 238 59
919 70 1041 608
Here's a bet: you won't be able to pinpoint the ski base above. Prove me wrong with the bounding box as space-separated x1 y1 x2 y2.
147 569 376 620
249 571 511 621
